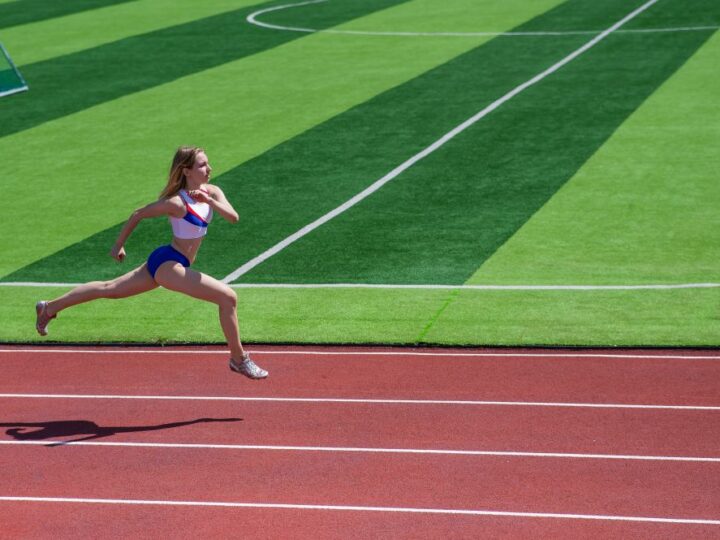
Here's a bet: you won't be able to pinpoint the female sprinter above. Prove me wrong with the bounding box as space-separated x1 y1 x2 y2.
34 146 268 379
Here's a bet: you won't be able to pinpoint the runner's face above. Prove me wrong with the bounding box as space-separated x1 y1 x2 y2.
186 152 212 185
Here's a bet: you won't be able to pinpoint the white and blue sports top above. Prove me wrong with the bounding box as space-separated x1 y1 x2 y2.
170 189 213 239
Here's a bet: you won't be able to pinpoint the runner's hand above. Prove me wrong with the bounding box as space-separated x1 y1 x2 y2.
110 245 126 262
187 189 211 203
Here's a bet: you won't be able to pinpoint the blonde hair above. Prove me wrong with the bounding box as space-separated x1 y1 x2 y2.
160 146 203 199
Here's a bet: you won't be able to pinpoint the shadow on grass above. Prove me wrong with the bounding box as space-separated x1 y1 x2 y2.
0 417 242 446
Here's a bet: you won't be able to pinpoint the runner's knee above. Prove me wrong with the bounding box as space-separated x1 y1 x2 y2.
218 286 237 310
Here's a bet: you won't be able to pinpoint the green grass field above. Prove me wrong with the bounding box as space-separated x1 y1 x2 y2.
1 0 718 346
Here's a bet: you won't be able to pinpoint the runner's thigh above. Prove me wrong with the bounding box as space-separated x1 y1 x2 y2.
154 262 233 304
107 264 159 298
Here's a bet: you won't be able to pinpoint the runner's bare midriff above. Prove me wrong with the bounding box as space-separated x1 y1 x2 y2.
171 236 203 264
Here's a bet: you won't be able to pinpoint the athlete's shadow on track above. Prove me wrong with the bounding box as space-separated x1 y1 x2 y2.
0 418 242 447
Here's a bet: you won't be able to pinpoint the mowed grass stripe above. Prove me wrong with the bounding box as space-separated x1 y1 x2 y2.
332 0 555 35
468 29 720 286
1 0 259 67
0 0 135 31
623 0 719 31
3 0 564 283
229 0 716 284
418 11 720 346
0 0 409 139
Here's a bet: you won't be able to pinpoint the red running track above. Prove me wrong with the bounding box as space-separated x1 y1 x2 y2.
0 345 719 539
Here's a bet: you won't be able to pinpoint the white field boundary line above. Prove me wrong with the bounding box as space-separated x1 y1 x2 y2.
237 283 720 291
2 281 719 290
0 496 718 525
1 393 718 410
1 439 718 463
224 0 661 283
1 348 719 360
246 0 719 38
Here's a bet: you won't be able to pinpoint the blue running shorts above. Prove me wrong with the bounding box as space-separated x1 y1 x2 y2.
146 245 190 278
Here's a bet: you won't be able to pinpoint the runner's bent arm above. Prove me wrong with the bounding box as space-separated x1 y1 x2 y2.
110 198 184 261
188 185 239 223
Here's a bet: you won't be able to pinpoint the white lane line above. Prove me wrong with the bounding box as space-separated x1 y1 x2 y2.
1 440 718 462
1 496 718 524
224 0 661 282
0 393 718 410
228 283 720 290
246 0 718 38
2 348 719 360
2 281 719 290
0 282 84 287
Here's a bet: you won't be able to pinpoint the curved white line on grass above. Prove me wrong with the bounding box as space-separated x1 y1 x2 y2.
226 0 661 283
246 0 718 38
1 440 718 462
0 496 718 524
1 393 718 410
247 0 326 33
2 349 719 360
2 281 719 290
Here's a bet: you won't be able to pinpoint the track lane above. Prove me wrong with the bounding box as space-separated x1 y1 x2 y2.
0 398 718 457
1 346 719 405
2 501 717 539
1 445 719 521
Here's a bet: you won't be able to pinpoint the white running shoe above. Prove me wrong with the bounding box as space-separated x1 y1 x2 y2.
35 301 56 336
229 353 268 380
